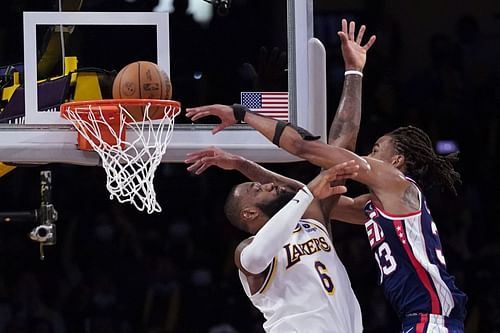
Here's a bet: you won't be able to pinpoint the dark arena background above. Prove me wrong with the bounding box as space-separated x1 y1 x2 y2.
0 0 499 332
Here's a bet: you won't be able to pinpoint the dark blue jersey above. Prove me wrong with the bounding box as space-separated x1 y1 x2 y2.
363 179 467 320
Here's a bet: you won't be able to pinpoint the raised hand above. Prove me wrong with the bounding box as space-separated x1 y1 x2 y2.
185 146 240 174
307 160 359 199
338 18 376 72
185 104 236 134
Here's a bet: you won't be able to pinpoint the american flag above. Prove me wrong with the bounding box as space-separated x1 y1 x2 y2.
240 92 289 121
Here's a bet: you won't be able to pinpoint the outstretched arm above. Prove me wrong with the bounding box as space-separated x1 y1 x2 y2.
185 104 405 198
323 19 375 223
185 103 366 170
328 19 375 150
185 146 304 191
185 147 362 230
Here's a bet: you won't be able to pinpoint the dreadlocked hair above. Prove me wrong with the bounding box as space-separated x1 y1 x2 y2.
388 125 461 195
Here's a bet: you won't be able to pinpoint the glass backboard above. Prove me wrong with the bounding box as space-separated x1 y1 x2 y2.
0 0 326 164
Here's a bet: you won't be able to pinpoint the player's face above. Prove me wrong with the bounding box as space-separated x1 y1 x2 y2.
235 182 295 218
368 135 398 163
236 182 289 205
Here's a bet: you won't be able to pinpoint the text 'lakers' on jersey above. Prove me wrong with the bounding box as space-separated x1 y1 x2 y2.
239 219 363 333
363 181 467 321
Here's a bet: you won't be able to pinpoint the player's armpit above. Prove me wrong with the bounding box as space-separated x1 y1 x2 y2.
329 194 370 225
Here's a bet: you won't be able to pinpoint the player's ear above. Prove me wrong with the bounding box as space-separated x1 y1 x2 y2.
241 207 259 222
391 154 405 169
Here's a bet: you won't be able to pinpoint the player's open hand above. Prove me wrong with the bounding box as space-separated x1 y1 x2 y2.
185 146 240 174
338 18 376 72
307 160 359 199
185 104 236 134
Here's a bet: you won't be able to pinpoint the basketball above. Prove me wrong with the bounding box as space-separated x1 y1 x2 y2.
112 61 172 119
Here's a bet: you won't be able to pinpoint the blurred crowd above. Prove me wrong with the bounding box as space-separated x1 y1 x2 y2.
1 0 500 332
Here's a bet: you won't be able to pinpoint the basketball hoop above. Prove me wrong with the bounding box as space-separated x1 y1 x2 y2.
60 99 181 214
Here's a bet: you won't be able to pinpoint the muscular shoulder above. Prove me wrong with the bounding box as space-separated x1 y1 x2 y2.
402 182 420 211
234 237 254 273
372 179 421 214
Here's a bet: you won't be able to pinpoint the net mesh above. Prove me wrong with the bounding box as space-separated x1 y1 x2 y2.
62 101 178 213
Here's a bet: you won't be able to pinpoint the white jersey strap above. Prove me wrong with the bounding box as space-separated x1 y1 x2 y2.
240 186 314 274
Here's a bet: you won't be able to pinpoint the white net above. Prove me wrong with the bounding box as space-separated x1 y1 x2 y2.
63 101 178 214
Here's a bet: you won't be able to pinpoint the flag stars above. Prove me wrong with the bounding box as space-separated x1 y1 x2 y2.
241 92 289 121
395 225 408 245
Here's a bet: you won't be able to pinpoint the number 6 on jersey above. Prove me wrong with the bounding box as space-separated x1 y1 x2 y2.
314 261 335 295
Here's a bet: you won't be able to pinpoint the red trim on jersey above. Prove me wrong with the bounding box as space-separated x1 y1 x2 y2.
393 220 441 314
367 200 421 218
416 313 429 333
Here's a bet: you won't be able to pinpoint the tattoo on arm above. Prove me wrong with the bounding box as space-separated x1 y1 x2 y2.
328 76 362 151
402 184 420 211
329 119 358 148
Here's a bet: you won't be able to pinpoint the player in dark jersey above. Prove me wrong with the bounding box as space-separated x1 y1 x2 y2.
346 128 467 333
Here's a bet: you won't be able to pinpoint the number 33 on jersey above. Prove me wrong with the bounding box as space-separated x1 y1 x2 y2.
364 197 467 319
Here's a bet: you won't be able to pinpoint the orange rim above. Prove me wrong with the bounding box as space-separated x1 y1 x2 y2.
60 99 181 121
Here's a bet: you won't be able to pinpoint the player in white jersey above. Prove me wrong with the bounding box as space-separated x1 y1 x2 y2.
240 219 361 333
186 147 363 332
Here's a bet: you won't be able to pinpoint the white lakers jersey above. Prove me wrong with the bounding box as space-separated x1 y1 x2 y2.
239 219 363 333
